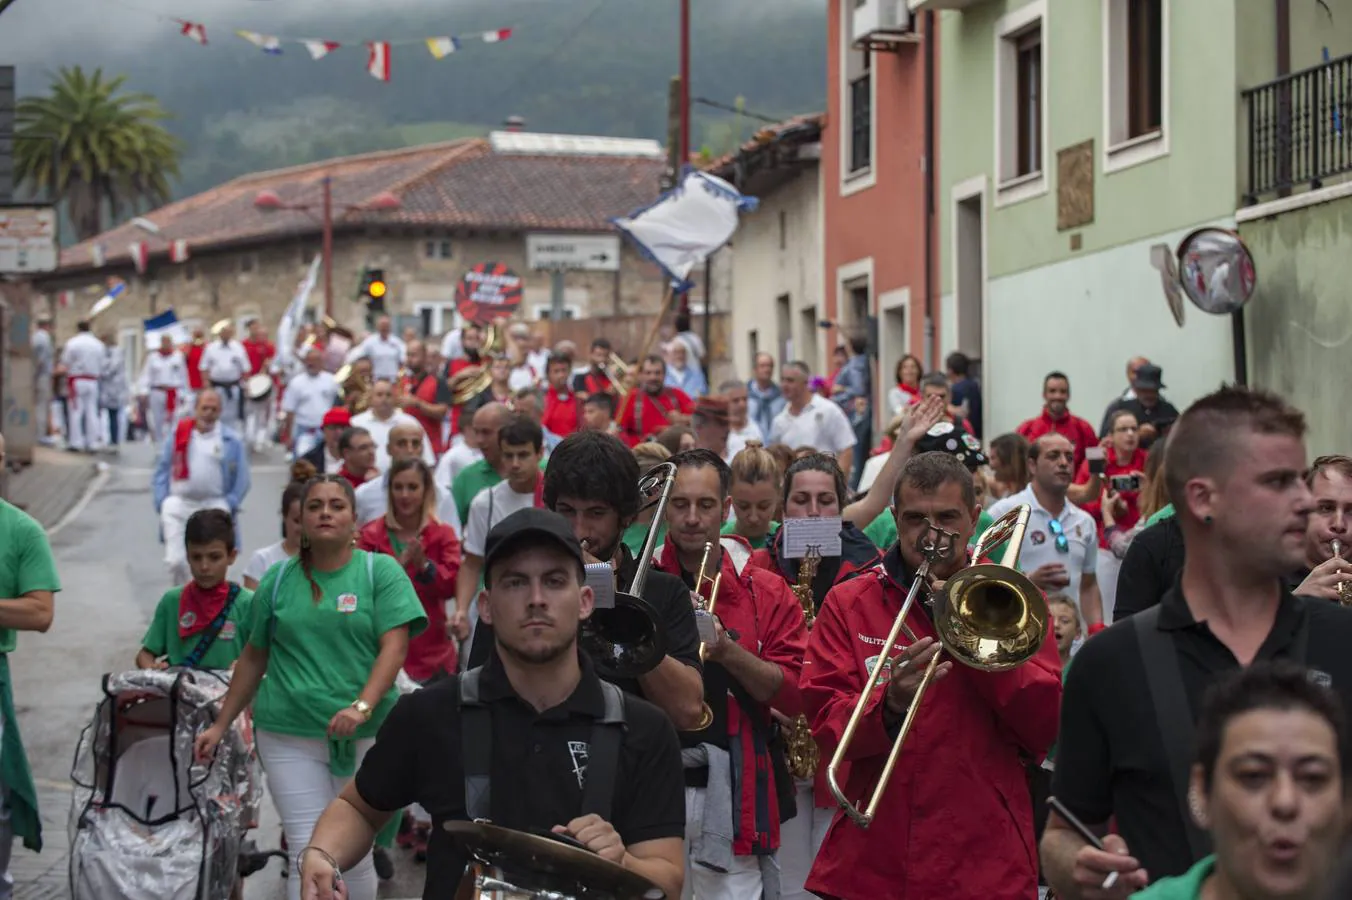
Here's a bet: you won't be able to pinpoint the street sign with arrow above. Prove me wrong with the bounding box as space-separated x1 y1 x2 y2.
526 233 622 273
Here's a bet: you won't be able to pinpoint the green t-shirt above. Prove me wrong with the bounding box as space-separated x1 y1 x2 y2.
1131 855 1213 900
1146 503 1175 527
720 519 780 550
141 585 256 670
0 500 60 655
249 551 428 739
863 508 994 552
451 457 549 525
622 520 667 559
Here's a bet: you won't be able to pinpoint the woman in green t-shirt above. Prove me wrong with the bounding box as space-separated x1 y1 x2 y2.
194 474 427 900
722 442 782 550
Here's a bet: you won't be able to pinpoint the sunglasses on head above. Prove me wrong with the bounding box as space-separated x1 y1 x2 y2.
1047 518 1070 554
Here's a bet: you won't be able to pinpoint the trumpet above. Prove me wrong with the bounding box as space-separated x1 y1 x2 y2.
690 540 725 731
786 545 823 781
827 506 1048 828
1332 540 1352 606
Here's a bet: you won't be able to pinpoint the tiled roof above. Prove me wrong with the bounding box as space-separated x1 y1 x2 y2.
53 135 666 275
704 112 826 181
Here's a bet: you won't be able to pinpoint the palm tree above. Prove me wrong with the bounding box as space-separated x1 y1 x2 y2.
15 66 182 240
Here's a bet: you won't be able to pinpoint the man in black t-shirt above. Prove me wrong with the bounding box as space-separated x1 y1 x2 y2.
1044 386 1352 899
298 508 686 900
467 430 707 730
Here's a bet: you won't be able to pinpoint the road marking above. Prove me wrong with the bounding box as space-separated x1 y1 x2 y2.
45 468 110 539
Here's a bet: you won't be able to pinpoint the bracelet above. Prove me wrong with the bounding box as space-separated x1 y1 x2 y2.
298 845 342 877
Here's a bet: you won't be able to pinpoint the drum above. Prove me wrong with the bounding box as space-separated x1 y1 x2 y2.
246 373 273 402
445 821 664 900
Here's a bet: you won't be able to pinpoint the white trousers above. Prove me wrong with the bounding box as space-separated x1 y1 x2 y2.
147 388 179 447
161 495 229 584
214 384 244 434
33 379 51 444
68 378 102 451
683 786 768 900
777 782 832 900
255 731 377 900
293 425 323 459
246 396 273 450
1098 552 1122 625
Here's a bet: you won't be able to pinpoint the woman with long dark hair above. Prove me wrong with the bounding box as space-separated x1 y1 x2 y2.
242 460 314 590
194 475 426 900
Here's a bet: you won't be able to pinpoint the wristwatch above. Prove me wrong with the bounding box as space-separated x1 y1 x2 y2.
351 699 373 722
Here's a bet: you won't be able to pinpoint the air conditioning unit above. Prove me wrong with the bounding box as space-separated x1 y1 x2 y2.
852 0 913 45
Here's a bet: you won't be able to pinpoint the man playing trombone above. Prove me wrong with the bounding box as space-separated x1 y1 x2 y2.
800 452 1062 900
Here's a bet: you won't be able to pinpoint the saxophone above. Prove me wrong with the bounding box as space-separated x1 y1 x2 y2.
785 546 822 781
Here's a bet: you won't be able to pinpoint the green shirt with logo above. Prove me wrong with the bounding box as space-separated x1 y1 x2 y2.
249 551 428 740
0 500 60 656
141 586 255 670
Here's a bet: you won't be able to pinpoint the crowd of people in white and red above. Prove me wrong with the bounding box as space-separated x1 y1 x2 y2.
19 303 1352 900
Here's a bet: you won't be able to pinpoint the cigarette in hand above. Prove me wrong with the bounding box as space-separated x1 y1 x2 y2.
1102 872 1119 890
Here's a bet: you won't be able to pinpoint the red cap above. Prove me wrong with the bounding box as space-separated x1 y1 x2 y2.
322 407 352 428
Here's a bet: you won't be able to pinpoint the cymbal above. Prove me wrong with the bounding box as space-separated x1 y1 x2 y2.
442 821 665 900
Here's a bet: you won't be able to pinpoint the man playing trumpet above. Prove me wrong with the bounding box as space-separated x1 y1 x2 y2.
800 452 1062 900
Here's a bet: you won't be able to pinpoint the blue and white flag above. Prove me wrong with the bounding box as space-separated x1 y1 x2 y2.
276 255 322 370
611 169 757 292
143 309 192 349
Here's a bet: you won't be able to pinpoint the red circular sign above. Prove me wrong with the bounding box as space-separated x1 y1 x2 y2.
455 261 524 325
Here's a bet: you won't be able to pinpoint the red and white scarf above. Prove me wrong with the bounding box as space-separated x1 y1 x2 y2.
171 418 198 481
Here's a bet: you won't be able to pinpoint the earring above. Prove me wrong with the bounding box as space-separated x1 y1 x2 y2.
1188 788 1207 825
1204 515 1214 524
300 533 310 550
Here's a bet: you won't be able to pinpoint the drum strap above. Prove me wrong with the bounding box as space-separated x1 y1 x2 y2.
459 667 628 822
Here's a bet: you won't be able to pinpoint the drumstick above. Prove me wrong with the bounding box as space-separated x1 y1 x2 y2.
1047 796 1119 891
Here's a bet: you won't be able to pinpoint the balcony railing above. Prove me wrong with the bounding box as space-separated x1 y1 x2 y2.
1243 52 1352 204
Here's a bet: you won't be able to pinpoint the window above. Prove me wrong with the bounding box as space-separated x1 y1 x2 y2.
995 2 1048 206
1104 0 1168 171
414 302 458 338
849 52 872 174
532 305 579 321
748 329 759 365
840 0 874 191
1014 31 1042 179
423 239 452 260
778 210 787 250
239 253 256 273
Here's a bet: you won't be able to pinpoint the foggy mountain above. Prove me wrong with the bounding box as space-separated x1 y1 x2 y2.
0 0 827 198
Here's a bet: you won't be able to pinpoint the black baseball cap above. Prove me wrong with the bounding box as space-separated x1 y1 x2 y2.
482 508 586 586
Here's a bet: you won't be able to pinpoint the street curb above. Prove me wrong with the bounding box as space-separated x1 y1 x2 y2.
45 466 109 538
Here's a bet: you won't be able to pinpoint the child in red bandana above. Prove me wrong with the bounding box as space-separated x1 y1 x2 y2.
136 509 254 670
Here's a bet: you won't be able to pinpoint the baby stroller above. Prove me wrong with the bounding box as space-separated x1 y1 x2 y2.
67 668 279 900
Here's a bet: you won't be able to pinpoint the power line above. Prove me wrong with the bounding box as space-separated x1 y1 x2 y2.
691 96 782 124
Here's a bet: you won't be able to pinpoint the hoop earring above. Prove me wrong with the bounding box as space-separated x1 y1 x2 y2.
300 533 310 550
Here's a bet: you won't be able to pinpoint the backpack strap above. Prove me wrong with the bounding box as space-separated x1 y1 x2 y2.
579 682 627 821
1133 606 1211 861
459 667 493 821
181 584 242 669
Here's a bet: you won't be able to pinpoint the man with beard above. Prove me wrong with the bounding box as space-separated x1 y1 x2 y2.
465 431 706 729
1016 371 1100 472
572 337 621 399
397 340 453 457
299 508 686 900
1043 386 1352 898
617 355 693 448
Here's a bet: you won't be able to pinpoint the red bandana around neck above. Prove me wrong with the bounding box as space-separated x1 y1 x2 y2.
178 581 233 638
171 418 198 481
534 477 546 509
338 467 367 490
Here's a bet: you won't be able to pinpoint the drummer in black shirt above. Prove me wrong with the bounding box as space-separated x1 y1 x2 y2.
299 508 686 900
1043 386 1352 899
466 430 707 729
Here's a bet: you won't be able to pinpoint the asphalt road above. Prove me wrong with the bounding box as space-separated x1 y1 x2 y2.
9 440 425 900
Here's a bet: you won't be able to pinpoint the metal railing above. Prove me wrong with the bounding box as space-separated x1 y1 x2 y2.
1243 52 1352 204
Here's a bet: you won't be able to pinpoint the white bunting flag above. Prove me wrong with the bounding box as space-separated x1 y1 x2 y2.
177 20 207 45
236 30 283 54
482 28 512 43
169 240 190 263
302 39 341 60
129 242 150 275
366 42 391 81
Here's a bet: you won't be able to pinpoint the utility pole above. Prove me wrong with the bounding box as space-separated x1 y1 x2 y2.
664 76 682 190
679 0 690 168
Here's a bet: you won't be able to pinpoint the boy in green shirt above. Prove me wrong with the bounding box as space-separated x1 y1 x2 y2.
137 509 253 670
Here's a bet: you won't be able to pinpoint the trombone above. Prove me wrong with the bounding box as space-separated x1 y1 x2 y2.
826 505 1048 828
689 540 725 730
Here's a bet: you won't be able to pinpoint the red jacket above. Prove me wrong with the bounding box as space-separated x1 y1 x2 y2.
654 536 808 855
802 552 1062 900
1016 409 1099 472
541 388 583 438
618 387 693 447
1074 447 1149 548
358 519 461 682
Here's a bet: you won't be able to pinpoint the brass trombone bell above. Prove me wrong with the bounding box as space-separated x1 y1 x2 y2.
826 505 1048 828
690 539 725 731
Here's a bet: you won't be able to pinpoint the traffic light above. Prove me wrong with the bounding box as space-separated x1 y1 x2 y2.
359 267 387 312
